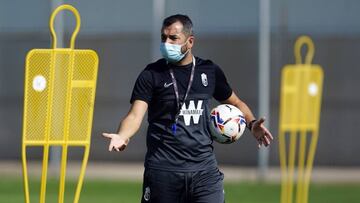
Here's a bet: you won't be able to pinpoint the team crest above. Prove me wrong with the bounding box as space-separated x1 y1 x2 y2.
201 73 208 87
144 186 150 201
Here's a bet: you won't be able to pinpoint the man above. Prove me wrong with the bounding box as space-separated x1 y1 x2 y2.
102 14 273 203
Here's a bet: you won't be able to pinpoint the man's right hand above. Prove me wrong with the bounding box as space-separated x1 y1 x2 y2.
102 133 130 152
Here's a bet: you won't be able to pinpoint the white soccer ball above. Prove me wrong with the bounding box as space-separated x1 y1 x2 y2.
209 104 247 144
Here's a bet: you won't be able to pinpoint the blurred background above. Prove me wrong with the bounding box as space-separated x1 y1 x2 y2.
0 0 360 202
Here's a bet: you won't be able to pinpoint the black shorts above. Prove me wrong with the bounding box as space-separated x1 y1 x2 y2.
141 167 225 203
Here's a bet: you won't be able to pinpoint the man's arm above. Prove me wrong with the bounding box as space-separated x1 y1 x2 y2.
102 100 148 151
221 91 273 147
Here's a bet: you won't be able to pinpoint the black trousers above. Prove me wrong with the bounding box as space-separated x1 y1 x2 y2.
141 167 225 203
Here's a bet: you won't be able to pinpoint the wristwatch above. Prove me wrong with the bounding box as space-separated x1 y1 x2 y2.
247 119 257 131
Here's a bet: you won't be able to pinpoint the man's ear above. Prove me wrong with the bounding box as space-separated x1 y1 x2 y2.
187 35 195 49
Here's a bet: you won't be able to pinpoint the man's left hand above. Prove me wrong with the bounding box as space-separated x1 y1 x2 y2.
251 117 273 148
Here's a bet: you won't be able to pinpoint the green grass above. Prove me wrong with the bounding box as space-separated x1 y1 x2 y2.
1 176 359 203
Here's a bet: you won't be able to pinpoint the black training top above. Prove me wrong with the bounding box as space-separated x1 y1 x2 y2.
130 56 232 172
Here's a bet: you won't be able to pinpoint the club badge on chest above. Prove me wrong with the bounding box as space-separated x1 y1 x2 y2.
201 73 208 87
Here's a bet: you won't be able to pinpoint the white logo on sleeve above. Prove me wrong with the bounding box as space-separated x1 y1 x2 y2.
179 100 203 126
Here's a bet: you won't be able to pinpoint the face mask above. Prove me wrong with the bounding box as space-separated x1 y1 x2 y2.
160 41 189 63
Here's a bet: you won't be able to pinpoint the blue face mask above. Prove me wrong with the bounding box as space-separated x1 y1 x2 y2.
160 41 189 63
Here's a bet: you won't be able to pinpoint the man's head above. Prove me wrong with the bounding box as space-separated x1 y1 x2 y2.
160 14 195 63
162 14 193 38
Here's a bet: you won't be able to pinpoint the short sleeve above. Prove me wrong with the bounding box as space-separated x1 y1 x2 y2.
213 65 233 101
130 69 153 104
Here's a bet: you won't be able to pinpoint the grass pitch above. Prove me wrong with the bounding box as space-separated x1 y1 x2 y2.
1 176 359 203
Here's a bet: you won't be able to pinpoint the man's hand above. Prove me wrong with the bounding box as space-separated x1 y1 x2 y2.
102 133 130 152
251 117 273 148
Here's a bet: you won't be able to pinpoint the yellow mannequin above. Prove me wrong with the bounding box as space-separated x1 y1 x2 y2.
279 36 324 203
22 5 99 203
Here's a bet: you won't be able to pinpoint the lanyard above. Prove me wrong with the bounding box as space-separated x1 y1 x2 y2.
169 55 196 134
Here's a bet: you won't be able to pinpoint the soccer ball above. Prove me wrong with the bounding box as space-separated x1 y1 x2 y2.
209 104 247 144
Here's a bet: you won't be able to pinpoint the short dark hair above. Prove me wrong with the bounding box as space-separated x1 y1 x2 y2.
162 14 193 36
